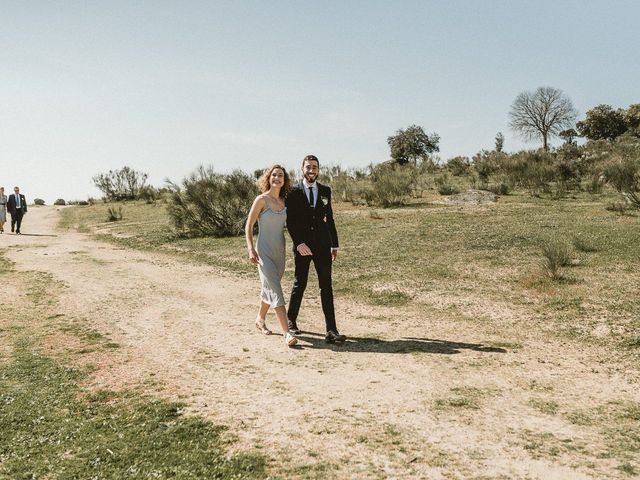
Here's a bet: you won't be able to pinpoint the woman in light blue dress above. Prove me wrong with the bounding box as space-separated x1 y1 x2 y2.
0 187 7 233
245 165 297 347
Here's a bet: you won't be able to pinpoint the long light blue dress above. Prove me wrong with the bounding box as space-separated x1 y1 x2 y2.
257 206 287 308
0 194 7 223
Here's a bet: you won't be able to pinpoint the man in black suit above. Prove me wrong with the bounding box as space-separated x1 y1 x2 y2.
286 155 346 344
7 186 27 234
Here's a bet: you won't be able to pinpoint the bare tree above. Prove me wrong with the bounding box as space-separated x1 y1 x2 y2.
509 86 577 151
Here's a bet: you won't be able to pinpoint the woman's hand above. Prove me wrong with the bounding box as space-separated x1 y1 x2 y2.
248 247 260 265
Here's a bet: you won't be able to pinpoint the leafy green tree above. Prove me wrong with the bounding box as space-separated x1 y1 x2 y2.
559 128 579 146
509 86 577 151
387 125 440 165
576 104 627 141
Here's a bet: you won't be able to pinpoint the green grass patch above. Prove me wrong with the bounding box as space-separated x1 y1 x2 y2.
0 338 265 479
434 387 485 410
528 398 560 415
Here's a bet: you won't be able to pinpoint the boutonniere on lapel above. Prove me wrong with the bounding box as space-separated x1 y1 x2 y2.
320 196 329 206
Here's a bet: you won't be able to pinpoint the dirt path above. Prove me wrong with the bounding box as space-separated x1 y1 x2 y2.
5 206 638 479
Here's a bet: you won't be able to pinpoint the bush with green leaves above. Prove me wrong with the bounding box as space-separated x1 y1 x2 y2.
472 150 508 182
602 139 640 208
93 166 149 201
364 162 416 207
572 234 599 253
138 185 161 204
321 165 369 204
106 205 123 222
503 150 556 196
34 198 45 205
541 239 573 280
446 156 471 176
53 198 66 206
434 173 460 196
167 166 258 237
482 182 511 196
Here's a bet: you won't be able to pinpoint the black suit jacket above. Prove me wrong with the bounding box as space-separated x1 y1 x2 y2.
286 181 339 253
7 194 27 216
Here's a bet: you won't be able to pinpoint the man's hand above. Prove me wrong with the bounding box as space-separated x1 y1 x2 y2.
331 248 338 262
297 243 313 256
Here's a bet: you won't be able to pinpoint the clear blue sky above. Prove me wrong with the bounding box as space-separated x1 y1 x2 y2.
2 0 638 202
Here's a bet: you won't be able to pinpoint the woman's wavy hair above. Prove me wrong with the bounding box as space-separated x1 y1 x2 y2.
257 164 291 197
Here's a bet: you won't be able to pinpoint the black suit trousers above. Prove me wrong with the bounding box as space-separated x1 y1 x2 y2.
11 211 24 232
287 249 337 333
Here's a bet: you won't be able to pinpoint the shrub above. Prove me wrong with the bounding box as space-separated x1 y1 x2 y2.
554 143 586 191
447 156 471 176
482 182 511 196
93 166 149 201
506 151 556 196
53 198 66 206
541 239 572 280
138 185 160 204
586 174 605 194
572 234 599 253
603 153 640 208
606 201 631 215
106 205 123 222
434 173 460 196
323 165 369 204
472 150 508 181
167 166 258 237
34 198 45 205
364 162 416 207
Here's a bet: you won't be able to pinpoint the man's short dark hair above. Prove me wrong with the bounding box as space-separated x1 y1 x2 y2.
302 154 319 167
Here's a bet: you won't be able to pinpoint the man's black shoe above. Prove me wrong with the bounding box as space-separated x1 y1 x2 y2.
325 330 346 344
288 320 301 335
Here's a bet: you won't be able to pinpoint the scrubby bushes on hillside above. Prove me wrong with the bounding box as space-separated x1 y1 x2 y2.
167 166 258 237
602 152 640 208
321 165 369 204
364 162 416 207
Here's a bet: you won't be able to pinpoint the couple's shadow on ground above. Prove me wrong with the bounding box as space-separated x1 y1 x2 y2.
294 332 507 354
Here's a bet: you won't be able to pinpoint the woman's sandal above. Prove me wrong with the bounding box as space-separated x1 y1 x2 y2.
255 316 272 335
285 332 298 347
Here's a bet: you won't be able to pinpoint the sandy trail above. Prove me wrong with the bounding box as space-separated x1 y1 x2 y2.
4 206 638 479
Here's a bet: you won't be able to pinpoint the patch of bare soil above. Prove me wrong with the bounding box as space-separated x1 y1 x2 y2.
4 206 638 479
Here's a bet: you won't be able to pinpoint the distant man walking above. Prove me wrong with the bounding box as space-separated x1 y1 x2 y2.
286 155 346 344
7 186 27 234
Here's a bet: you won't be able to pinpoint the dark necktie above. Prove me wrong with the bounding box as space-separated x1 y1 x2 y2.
308 186 314 207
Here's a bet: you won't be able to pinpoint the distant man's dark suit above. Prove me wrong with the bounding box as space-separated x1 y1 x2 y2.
7 194 27 233
286 181 339 333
